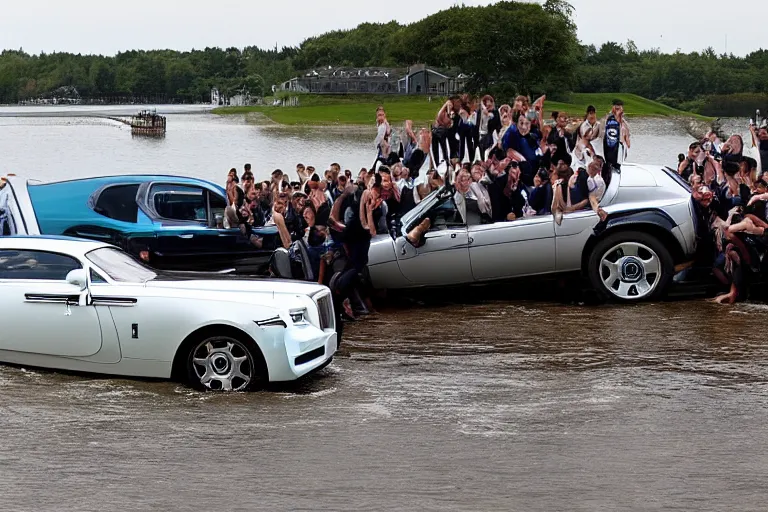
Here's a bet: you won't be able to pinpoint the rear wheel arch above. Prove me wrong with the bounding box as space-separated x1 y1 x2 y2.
581 216 686 275
171 324 268 384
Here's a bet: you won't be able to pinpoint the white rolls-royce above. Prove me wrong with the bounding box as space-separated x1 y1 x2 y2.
0 236 338 391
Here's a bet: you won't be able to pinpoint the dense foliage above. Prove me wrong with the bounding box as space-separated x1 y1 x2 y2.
0 0 766 115
576 44 768 115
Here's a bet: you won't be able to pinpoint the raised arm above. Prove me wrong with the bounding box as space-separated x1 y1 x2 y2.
359 190 370 231
330 184 355 229
709 155 725 185
374 123 387 149
532 95 545 128
272 212 292 249
589 193 607 221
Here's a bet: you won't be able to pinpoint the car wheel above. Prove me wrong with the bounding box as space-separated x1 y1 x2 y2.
588 231 674 302
185 336 265 391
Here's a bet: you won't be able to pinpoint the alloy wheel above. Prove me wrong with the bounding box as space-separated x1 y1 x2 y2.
190 337 254 391
599 242 661 300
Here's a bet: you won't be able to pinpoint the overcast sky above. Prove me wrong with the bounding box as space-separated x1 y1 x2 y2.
1 0 764 57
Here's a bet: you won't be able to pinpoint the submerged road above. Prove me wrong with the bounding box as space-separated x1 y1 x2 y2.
1 299 767 511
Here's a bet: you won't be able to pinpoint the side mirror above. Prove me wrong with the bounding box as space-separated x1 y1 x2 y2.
66 269 88 291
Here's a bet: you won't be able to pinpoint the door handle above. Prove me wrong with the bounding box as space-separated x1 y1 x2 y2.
468 237 474 245
451 233 457 239
177 234 194 239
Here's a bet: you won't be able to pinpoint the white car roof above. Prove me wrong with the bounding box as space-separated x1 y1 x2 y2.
0 236 109 258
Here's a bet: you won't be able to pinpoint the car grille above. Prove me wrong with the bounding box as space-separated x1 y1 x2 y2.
295 346 325 366
315 292 335 331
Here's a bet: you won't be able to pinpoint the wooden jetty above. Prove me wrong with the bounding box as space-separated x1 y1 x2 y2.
129 110 166 136
103 110 167 137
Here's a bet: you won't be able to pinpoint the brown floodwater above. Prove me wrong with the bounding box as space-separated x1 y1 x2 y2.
2 298 768 511
1 108 766 510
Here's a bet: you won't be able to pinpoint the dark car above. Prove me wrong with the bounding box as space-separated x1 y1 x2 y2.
0 175 278 272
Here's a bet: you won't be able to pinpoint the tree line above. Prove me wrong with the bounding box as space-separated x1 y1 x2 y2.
1 0 766 115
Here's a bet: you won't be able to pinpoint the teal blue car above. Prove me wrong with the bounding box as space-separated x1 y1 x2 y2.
0 175 279 273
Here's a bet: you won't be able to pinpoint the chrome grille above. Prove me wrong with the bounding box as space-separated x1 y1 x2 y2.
315 292 335 331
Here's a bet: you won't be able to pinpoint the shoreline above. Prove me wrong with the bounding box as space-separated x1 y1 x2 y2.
213 92 714 128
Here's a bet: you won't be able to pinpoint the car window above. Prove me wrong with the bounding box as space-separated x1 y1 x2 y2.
209 191 227 226
150 184 208 222
93 184 140 223
430 196 464 230
90 268 108 283
86 247 156 283
0 250 82 280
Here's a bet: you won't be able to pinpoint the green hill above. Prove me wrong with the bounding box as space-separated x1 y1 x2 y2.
213 93 708 126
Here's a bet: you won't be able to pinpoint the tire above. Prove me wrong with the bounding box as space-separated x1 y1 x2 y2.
587 230 674 302
185 335 266 392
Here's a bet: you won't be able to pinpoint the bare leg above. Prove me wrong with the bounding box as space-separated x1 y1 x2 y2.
746 214 768 230
713 283 738 304
406 218 431 247
551 182 566 225
419 129 432 153
728 217 765 236
405 120 416 144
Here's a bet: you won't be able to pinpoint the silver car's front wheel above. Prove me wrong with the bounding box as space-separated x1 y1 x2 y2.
588 231 674 302
188 336 258 391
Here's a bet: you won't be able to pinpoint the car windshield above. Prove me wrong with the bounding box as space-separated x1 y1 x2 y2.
400 185 447 230
85 247 157 283
662 166 692 193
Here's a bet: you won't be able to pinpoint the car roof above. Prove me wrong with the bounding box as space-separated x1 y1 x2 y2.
26 174 222 189
0 235 108 257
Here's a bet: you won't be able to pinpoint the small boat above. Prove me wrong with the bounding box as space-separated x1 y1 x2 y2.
130 109 166 137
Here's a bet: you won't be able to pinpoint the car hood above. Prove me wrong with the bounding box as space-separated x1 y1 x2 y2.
145 272 328 297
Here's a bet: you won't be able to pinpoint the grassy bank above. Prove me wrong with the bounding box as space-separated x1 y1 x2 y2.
213 93 708 126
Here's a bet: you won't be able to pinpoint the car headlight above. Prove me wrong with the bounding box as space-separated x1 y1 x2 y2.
289 307 308 324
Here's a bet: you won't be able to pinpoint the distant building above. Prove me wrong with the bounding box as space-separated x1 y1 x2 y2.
228 94 248 107
281 66 402 94
280 78 309 93
278 65 465 95
398 65 466 95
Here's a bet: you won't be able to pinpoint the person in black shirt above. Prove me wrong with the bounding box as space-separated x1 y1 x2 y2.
225 168 244 228
283 191 309 242
678 142 705 182
237 186 264 248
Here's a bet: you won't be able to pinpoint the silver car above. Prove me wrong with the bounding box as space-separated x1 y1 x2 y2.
366 164 697 301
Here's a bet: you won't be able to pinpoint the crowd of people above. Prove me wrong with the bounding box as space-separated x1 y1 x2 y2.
223 161 381 324
684 117 768 304
222 93 638 324
223 92 768 318
376 94 628 239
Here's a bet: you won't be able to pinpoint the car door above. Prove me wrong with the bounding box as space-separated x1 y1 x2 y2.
554 209 601 272
468 214 556 282
143 183 230 271
0 249 103 357
207 188 276 271
393 191 474 286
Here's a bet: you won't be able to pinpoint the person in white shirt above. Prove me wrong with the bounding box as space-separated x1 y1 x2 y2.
587 156 608 221
374 106 391 155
